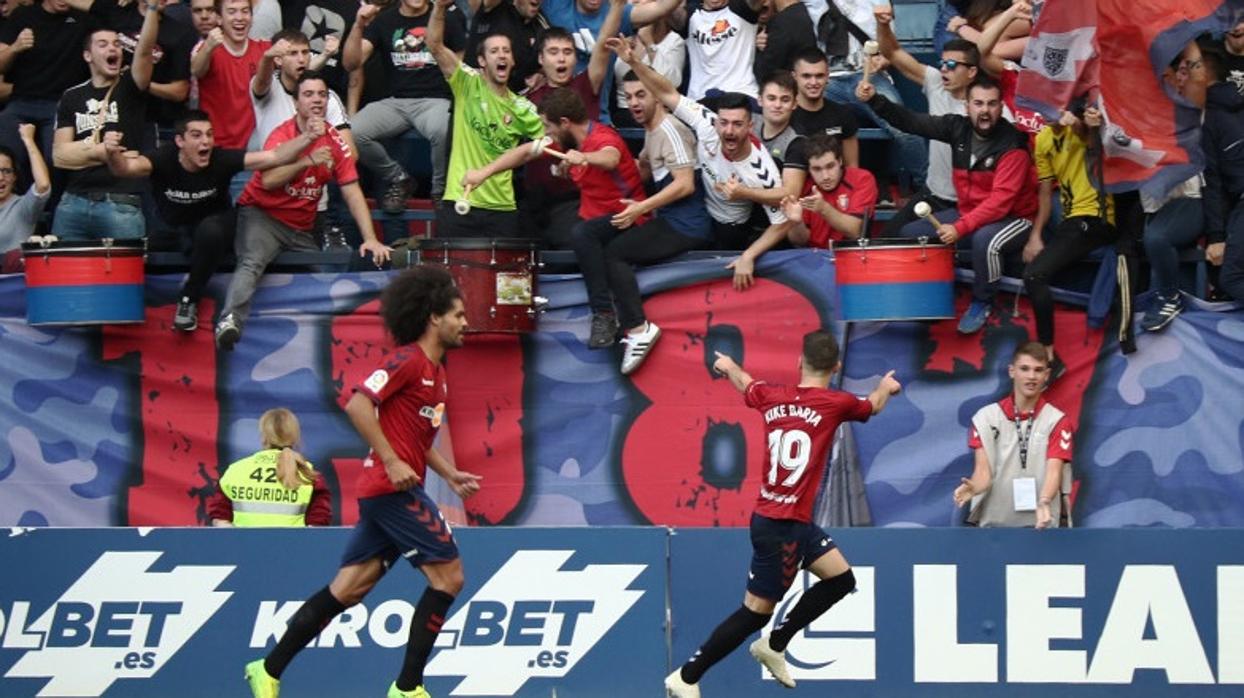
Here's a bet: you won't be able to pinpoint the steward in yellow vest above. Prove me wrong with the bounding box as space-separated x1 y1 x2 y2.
207 408 333 526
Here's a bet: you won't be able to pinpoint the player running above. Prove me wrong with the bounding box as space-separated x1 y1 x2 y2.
666 330 901 697
244 266 483 698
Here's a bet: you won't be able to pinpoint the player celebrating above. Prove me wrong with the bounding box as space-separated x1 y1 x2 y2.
244 266 484 698
666 331 901 697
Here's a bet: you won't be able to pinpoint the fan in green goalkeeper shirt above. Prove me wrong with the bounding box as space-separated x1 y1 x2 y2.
426 0 544 237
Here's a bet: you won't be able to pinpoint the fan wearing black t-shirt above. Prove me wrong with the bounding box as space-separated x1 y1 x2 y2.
789 48 859 166
50 6 161 240
104 109 316 331
0 0 94 192
68 0 196 128
342 0 466 213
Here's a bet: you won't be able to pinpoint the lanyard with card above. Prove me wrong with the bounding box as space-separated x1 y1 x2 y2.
1012 411 1037 511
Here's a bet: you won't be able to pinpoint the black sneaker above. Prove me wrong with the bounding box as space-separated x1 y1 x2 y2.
173 296 197 331
381 176 413 215
215 313 241 351
587 313 619 348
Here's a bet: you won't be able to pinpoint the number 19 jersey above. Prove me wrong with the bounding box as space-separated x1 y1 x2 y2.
744 381 873 522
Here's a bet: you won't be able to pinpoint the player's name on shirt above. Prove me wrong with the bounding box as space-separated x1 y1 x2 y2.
763 403 823 427
759 486 799 505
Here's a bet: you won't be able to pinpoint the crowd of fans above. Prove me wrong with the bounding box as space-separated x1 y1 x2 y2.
0 0 1241 372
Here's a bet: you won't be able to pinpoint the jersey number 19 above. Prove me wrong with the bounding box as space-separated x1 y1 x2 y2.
767 428 811 487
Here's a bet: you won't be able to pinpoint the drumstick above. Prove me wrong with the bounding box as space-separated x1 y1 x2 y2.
862 40 880 82
542 147 568 160
914 201 941 229
455 184 473 215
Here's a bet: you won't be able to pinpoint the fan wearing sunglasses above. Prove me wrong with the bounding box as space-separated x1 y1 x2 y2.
874 3 983 236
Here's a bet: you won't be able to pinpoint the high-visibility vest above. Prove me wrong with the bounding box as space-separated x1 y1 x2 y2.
218 449 314 527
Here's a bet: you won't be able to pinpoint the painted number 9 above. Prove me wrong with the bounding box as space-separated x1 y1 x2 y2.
766 428 811 486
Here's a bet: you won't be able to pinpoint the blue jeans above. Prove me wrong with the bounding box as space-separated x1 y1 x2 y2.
52 192 146 240
1142 197 1203 296
900 208 1033 301
933 0 959 55
825 73 928 188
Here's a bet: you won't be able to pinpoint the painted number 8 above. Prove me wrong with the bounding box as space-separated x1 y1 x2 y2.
766 428 811 487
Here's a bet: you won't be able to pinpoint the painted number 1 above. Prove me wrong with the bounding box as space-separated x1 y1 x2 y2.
767 429 811 486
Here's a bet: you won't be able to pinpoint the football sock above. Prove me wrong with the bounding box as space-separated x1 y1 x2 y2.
680 605 771 684
395 587 456 691
265 586 347 678
769 569 856 652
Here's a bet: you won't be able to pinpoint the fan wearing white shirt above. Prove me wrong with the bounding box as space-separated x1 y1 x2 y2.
616 35 791 291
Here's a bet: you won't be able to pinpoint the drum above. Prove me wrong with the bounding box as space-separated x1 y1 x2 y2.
22 238 146 326
832 237 955 321
413 238 540 333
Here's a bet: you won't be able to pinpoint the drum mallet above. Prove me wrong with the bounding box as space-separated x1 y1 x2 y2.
862 40 880 82
914 201 942 230
455 185 474 215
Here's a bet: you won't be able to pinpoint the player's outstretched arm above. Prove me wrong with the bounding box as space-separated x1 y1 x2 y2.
867 370 902 414
713 351 754 393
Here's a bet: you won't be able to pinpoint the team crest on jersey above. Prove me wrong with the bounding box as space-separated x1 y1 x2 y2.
420 402 446 427
364 369 389 393
838 194 849 210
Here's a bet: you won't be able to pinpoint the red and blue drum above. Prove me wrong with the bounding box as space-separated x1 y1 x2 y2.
22 239 146 325
832 237 954 321
413 238 539 333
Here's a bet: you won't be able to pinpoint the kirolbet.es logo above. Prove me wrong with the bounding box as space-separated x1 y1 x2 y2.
2 551 234 697
426 550 647 696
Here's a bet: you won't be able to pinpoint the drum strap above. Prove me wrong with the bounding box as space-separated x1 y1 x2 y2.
93 79 120 144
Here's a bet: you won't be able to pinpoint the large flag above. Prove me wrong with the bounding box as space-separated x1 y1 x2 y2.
1097 0 1241 197
1017 0 1244 198
1016 0 1100 121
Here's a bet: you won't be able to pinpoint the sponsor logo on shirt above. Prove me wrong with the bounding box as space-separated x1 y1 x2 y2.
420 402 445 428
692 18 739 45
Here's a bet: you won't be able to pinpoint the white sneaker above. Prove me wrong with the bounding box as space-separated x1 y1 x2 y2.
620 322 661 375
664 669 700 698
749 635 795 688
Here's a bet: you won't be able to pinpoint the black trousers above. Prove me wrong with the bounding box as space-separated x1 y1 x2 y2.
1023 215 1117 345
570 215 700 329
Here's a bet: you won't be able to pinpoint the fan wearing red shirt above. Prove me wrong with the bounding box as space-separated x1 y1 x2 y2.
243 266 485 698
785 133 876 248
538 87 646 222
665 330 902 697
190 0 270 148
215 71 391 352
